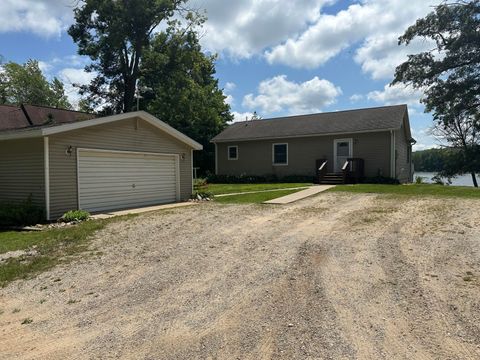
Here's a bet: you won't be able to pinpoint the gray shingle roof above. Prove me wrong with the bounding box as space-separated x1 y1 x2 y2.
212 105 408 142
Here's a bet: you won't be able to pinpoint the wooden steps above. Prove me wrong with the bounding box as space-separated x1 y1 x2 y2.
319 173 345 185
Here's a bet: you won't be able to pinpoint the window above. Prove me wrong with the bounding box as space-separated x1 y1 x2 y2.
273 143 288 165
228 145 238 160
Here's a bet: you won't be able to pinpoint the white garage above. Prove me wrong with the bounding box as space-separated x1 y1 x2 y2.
77 149 180 213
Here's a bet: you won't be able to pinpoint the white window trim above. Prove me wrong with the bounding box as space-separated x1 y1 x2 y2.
227 145 238 160
333 138 353 172
272 143 288 166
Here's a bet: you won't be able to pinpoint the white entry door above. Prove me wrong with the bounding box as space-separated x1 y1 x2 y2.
77 149 179 213
334 138 353 172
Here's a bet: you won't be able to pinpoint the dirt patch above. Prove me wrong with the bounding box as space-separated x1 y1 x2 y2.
0 193 479 359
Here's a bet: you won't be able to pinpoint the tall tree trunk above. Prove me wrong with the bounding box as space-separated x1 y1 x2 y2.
471 172 478 188
123 77 136 113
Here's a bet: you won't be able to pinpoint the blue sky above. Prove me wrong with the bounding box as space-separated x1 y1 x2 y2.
0 0 441 150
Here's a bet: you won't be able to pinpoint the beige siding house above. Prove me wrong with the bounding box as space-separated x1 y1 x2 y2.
212 105 414 184
0 105 202 220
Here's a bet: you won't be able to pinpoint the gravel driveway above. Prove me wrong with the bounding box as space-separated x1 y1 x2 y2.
1 193 480 359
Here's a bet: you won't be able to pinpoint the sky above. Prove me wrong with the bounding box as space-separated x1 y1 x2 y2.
0 0 443 150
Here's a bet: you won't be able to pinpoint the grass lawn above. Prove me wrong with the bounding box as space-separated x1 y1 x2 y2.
204 183 312 195
214 189 303 204
330 184 480 198
0 216 133 287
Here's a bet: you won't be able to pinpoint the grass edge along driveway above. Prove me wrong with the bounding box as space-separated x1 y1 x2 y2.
0 215 135 287
205 183 312 195
329 184 480 198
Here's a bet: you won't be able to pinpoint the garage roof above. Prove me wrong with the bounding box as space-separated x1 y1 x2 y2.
0 107 203 150
212 104 409 142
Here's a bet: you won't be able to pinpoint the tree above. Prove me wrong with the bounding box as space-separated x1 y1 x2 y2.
140 19 232 172
392 0 480 187
68 0 187 114
0 59 71 109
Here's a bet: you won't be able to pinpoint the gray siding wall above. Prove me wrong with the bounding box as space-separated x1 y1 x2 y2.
395 119 411 183
216 131 392 178
49 118 193 219
0 138 45 207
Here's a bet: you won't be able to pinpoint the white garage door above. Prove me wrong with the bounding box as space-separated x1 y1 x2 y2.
77 149 178 213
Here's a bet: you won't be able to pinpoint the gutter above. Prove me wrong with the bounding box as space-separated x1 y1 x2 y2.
211 127 400 143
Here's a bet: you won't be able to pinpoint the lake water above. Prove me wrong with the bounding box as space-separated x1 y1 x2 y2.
414 172 478 187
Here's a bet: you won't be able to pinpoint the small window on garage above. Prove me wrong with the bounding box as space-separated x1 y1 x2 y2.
273 143 288 165
228 145 238 160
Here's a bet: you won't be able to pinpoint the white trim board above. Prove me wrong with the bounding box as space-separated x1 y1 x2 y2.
0 111 203 150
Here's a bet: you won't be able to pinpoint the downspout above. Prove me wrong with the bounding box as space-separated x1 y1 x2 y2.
214 142 218 175
390 130 396 179
44 136 50 221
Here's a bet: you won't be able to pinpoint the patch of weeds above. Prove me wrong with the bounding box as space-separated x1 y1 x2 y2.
53 278 61 282
67 299 79 305
12 308 20 313
0 309 4 315
463 276 473 282
59 289 66 293
466 271 474 276
21 318 33 325
40 285 48 290
39 299 46 304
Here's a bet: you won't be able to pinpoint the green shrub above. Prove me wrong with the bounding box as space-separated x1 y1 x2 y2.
60 210 90 223
205 172 314 184
415 176 425 184
362 176 400 185
0 197 45 227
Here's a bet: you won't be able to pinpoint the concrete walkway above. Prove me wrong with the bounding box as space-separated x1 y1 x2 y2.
263 185 335 204
215 186 309 197
92 202 197 219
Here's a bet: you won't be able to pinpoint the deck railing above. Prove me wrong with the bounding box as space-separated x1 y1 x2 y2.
316 159 328 184
342 158 365 184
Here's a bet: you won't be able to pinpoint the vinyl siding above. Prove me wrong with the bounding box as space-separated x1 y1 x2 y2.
49 117 193 219
216 131 391 178
0 138 45 207
395 118 411 183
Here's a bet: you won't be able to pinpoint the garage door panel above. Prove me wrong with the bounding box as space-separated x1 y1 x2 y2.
78 149 178 213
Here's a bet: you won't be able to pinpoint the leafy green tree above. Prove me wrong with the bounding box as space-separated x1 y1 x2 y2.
0 59 71 108
68 0 187 114
141 19 232 172
392 1 480 187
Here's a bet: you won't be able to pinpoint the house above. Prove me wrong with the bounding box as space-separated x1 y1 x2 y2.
211 104 415 183
0 104 202 220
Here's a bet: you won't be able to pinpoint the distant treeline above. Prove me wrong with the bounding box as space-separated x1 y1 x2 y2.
413 148 480 172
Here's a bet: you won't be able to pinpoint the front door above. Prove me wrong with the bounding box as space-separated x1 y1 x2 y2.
334 138 353 172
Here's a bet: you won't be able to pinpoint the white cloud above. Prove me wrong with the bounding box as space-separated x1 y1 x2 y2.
224 82 236 92
367 83 423 107
265 0 437 78
243 75 341 114
231 111 255 123
349 94 364 103
0 0 74 37
225 94 234 106
57 68 95 108
195 0 334 58
411 128 440 151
